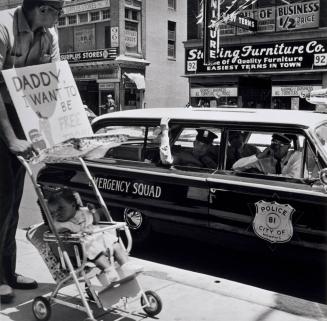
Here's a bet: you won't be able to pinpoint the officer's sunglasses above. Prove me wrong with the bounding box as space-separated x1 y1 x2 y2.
46 4 64 17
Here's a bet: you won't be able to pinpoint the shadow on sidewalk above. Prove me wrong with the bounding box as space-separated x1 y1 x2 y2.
1 282 149 321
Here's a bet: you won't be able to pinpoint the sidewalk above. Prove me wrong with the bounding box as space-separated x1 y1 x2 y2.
0 229 327 321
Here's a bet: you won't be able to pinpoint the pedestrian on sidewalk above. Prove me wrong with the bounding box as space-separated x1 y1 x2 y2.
0 0 64 304
101 94 116 114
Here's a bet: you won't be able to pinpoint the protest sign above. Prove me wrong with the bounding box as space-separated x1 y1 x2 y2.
2 60 93 150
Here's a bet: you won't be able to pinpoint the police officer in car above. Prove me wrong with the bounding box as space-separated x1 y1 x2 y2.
173 129 218 169
232 133 302 178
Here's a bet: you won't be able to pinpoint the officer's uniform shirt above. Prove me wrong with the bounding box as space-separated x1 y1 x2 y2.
232 150 303 178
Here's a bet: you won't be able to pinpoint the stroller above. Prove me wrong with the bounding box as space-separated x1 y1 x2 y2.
18 142 162 321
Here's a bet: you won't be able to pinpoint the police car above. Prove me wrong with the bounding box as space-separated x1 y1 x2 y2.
37 107 327 257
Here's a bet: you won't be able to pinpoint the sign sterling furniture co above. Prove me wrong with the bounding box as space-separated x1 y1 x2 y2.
2 61 93 149
186 40 327 74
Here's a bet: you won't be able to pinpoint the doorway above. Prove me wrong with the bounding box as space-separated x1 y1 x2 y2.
239 76 271 108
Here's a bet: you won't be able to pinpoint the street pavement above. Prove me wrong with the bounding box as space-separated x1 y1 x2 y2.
1 169 327 320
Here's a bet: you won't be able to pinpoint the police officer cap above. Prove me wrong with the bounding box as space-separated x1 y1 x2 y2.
196 129 217 144
272 133 292 145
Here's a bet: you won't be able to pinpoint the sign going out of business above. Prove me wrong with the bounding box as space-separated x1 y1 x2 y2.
1 61 93 149
276 0 319 31
186 40 327 74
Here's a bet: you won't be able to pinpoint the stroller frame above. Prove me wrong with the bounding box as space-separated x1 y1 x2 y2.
19 156 162 321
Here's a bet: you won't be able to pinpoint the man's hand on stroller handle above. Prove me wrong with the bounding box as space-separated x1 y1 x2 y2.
10 138 39 159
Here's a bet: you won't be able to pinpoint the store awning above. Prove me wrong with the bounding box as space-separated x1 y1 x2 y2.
124 73 145 90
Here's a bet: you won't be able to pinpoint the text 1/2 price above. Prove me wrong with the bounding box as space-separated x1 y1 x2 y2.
314 54 327 66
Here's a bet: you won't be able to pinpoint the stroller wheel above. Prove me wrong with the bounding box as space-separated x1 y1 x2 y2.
32 296 51 321
141 290 162 317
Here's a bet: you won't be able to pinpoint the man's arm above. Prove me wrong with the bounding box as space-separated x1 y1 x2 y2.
283 151 302 178
0 24 34 155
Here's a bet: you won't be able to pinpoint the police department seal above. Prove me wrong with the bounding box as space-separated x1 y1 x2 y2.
253 200 295 243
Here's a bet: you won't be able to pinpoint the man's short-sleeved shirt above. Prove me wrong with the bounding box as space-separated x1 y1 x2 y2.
0 6 60 139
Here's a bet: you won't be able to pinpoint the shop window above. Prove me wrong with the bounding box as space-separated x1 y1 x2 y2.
90 11 100 21
78 13 88 23
102 9 110 20
68 15 77 25
125 86 140 108
168 20 176 59
168 0 176 10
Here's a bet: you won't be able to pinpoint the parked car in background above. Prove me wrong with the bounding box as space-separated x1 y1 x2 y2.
37 108 327 260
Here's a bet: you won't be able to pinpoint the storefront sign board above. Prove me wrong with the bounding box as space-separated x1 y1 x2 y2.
191 87 238 97
272 85 322 97
111 27 119 47
2 61 93 149
203 0 220 65
60 48 118 63
64 0 110 14
276 0 319 31
186 40 327 74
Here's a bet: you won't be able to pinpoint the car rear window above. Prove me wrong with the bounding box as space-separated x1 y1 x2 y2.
94 125 161 162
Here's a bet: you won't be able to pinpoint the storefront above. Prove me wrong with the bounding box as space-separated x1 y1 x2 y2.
185 39 327 109
62 48 148 114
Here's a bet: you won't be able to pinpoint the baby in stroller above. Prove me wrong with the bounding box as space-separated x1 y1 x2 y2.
47 188 142 285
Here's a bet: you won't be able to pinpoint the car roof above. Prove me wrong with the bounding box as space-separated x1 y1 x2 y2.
93 107 327 129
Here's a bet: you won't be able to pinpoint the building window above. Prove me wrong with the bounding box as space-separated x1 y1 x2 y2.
78 13 88 23
68 15 77 25
168 0 176 10
168 20 176 58
102 9 110 20
125 8 139 21
90 11 100 21
125 6 141 54
58 17 66 26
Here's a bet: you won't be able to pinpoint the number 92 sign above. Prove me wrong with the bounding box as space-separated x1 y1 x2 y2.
314 54 327 66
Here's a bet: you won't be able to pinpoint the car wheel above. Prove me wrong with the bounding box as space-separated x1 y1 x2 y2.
123 208 152 244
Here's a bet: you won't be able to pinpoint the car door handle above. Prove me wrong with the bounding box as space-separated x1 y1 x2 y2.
210 188 228 193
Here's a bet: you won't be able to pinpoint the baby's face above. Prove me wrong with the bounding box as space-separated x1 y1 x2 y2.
49 198 76 222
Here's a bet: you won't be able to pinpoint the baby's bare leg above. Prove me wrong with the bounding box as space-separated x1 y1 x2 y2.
113 243 129 265
94 253 111 270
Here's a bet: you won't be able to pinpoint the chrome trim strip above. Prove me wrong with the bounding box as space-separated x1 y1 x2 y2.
208 178 326 197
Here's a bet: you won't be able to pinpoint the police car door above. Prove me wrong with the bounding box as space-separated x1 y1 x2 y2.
208 129 327 254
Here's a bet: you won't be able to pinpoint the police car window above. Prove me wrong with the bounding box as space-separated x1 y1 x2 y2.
93 125 157 162
172 127 221 170
230 131 308 179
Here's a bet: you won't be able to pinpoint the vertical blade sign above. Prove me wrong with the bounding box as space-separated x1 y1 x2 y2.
203 0 220 65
